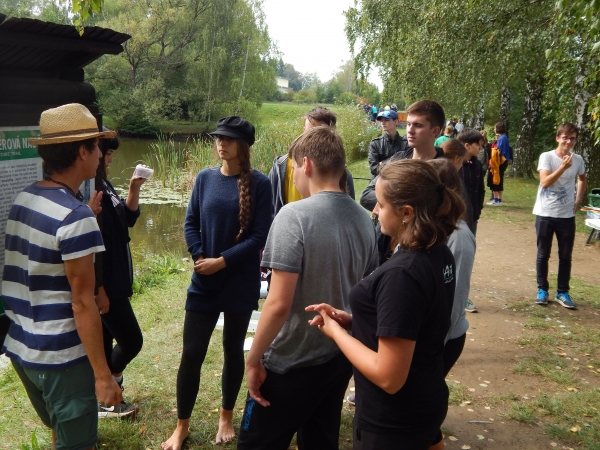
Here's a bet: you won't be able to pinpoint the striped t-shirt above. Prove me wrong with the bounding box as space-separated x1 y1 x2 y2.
1 183 105 370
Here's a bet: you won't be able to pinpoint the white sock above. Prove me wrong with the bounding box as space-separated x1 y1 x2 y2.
113 374 123 384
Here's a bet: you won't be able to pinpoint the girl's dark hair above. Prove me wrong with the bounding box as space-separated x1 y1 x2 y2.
457 128 482 145
440 138 467 161
234 138 253 242
37 138 97 175
97 129 120 181
100 128 119 155
495 122 507 134
378 159 464 250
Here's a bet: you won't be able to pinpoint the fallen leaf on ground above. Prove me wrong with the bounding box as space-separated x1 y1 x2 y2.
477 435 485 440
462 445 471 450
570 425 581 432
448 436 458 441
567 387 577 392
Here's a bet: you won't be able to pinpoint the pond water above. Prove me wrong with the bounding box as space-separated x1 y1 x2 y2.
107 138 189 258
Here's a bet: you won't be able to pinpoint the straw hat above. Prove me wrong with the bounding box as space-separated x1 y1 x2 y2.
28 103 116 146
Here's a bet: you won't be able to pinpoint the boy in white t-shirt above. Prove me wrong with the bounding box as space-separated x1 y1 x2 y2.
533 123 586 309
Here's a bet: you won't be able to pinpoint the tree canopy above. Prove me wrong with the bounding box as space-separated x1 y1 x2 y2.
346 0 600 190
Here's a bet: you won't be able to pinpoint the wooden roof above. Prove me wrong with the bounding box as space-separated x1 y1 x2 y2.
0 14 130 71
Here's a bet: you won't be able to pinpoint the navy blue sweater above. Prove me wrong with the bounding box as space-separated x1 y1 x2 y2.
184 167 272 313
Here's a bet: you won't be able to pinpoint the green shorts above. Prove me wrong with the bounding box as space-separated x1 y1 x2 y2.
11 358 98 450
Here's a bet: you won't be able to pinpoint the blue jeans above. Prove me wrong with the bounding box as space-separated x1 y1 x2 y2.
535 216 576 293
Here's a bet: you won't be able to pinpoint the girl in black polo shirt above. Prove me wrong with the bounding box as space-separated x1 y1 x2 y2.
307 159 464 450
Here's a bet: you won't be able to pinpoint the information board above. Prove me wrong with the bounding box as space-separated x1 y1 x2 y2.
0 127 43 313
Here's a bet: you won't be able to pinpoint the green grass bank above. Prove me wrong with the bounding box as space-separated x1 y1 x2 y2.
2 173 599 449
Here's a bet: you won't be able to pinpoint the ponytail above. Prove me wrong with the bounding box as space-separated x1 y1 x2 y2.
378 159 463 250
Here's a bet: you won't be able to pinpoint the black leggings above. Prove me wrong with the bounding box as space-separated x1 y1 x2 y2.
102 297 143 375
176 310 252 419
443 333 466 377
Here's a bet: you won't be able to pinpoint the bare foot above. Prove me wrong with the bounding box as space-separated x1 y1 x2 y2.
215 408 235 444
162 419 190 450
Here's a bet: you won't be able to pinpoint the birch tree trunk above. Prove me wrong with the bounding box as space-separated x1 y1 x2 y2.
573 62 600 194
235 36 251 116
206 29 216 122
474 97 485 130
499 86 510 133
513 74 544 178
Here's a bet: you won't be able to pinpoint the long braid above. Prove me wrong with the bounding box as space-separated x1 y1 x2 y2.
235 140 253 242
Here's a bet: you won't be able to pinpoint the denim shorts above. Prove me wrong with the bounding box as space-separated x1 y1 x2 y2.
11 358 98 450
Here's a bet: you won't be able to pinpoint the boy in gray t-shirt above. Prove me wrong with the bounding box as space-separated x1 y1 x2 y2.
239 126 378 450
533 123 586 309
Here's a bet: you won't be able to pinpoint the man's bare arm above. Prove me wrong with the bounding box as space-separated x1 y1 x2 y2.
65 255 122 406
245 269 299 406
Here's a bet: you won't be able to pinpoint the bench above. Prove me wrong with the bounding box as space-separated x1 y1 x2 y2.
585 218 600 245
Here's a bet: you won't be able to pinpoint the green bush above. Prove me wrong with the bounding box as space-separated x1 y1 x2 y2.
336 106 379 162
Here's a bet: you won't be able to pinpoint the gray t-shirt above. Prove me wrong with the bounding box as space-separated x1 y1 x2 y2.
533 150 585 218
445 220 474 342
261 191 379 374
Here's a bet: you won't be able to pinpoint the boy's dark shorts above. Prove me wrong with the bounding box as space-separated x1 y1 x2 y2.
11 358 98 450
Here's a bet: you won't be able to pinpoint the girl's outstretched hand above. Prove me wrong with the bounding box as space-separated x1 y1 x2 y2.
307 308 343 340
305 303 352 330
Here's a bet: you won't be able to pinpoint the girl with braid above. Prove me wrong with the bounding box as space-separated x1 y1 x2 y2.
163 117 272 450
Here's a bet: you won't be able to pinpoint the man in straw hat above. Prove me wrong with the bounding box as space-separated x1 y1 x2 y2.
2 103 122 449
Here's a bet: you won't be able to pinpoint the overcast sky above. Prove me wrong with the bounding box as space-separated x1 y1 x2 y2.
261 0 383 90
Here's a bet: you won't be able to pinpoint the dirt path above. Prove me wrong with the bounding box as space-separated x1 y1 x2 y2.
344 214 600 449
440 216 599 449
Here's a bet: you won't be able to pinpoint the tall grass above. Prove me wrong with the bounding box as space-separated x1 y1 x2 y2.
149 105 378 190
145 134 187 189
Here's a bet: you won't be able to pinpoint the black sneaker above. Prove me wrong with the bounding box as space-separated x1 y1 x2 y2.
98 401 138 419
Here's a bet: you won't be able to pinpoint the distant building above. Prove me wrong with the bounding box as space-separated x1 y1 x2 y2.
276 76 290 93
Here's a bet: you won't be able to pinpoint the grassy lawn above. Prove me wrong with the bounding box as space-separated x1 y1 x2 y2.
0 255 353 450
3 155 598 449
506 273 600 448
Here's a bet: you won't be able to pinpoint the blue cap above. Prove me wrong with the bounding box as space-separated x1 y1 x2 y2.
377 110 398 120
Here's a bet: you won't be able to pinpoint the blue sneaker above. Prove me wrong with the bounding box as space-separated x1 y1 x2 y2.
535 289 549 305
555 292 576 309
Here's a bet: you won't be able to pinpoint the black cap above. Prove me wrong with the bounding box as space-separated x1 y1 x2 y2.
209 116 255 146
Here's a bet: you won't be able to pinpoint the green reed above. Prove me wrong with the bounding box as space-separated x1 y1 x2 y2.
150 105 377 190
145 133 187 189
